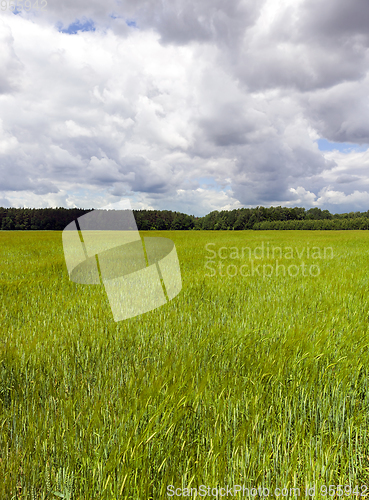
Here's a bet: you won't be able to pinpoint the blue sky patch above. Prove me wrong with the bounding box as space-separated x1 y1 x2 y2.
317 138 368 153
57 18 96 35
197 177 225 192
109 14 138 27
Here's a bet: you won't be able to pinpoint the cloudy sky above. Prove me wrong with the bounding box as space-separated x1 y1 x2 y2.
1 0 369 216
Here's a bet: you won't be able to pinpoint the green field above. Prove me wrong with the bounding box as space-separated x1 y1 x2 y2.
1 230 369 499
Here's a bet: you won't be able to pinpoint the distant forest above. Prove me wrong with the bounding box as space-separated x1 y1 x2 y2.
1 206 369 230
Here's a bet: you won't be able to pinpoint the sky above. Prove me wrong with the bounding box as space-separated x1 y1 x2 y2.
0 0 369 217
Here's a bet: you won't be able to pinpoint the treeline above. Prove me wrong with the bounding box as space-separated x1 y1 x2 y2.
1 206 369 230
254 218 369 230
0 207 91 231
0 207 195 231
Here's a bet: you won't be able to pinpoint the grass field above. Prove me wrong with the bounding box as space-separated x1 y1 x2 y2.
1 230 369 499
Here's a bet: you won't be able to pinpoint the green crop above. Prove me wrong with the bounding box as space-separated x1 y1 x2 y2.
1 230 369 499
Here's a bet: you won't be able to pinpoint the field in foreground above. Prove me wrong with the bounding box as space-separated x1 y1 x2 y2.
1 230 369 499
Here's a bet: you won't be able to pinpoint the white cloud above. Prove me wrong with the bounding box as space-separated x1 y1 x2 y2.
316 188 369 208
289 187 317 206
1 0 369 215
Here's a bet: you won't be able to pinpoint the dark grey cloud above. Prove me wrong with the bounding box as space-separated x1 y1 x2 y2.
0 159 59 194
230 139 335 207
300 0 369 42
116 156 169 193
221 0 369 93
301 78 369 144
130 0 265 47
336 175 361 184
198 101 269 147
